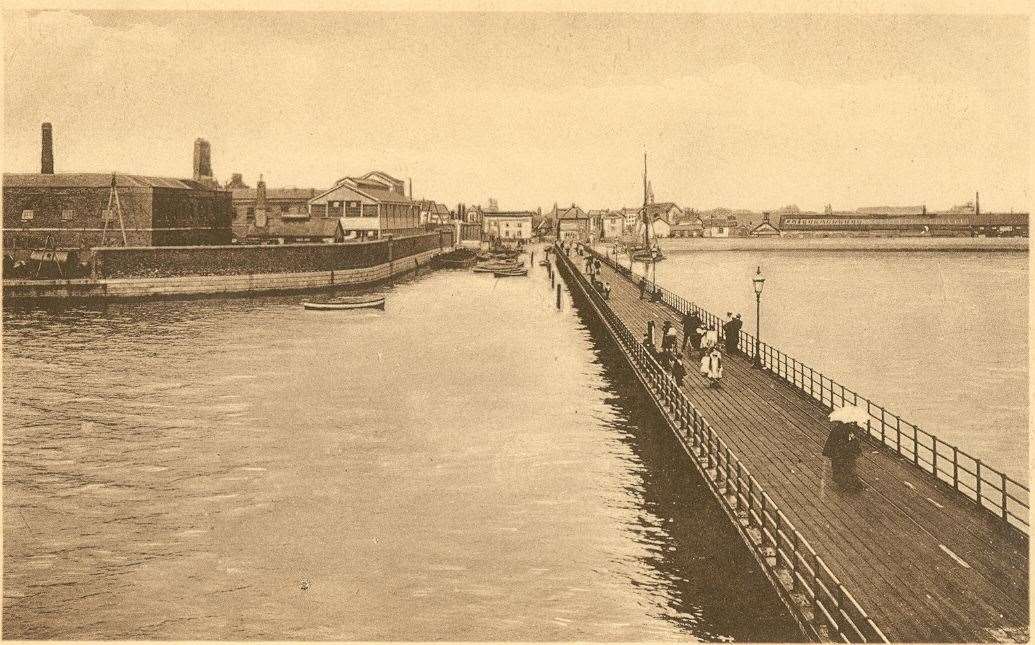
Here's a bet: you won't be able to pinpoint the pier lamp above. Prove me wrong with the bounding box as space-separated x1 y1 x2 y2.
752 266 766 367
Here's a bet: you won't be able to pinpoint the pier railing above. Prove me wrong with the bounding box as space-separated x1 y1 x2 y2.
556 247 888 644
589 247 1029 534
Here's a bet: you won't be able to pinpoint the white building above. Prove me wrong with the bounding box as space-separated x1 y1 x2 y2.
483 211 534 240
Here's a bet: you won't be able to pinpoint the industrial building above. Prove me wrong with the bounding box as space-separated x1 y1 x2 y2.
308 171 420 240
229 176 324 243
2 124 233 254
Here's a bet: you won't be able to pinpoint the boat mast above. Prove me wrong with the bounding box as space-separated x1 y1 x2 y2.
642 153 650 250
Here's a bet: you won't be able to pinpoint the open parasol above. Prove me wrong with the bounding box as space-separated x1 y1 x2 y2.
828 405 871 428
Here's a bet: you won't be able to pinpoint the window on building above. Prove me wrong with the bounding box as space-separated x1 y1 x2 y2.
61 209 74 222
247 207 255 218
345 201 361 217
20 209 33 221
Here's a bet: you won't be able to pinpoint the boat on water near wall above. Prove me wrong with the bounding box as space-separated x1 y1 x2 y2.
303 294 386 310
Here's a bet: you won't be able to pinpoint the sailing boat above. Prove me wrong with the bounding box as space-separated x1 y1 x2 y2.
630 153 665 263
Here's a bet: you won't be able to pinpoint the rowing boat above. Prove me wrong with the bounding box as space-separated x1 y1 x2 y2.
303 295 386 311
493 268 528 277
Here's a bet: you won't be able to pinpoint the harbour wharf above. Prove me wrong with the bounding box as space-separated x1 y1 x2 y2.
552 245 1028 643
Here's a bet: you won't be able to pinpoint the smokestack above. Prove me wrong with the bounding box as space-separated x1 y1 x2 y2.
193 138 212 181
41 122 54 174
975 192 980 216
408 177 412 199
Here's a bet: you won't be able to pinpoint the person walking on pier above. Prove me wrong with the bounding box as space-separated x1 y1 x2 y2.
724 313 742 354
642 321 658 362
701 323 718 352
671 355 687 386
661 321 676 352
823 421 863 491
732 314 743 354
700 348 723 387
682 310 702 353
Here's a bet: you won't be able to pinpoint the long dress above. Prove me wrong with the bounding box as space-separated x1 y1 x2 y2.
705 351 723 381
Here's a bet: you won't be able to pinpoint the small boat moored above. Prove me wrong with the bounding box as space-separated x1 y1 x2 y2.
303 294 386 311
493 267 528 277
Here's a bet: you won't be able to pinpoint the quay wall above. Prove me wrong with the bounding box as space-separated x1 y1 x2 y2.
633 236 1029 253
93 230 451 278
4 232 450 301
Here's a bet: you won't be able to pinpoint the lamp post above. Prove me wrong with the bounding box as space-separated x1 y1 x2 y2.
752 266 766 367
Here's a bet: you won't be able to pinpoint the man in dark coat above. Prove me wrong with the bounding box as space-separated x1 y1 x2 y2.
728 314 743 354
682 311 702 353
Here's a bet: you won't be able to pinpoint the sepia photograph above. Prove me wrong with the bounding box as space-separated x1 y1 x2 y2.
1 2 1029 642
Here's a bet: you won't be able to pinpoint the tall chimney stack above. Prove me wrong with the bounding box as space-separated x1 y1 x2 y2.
193 138 212 182
41 122 54 174
975 191 980 216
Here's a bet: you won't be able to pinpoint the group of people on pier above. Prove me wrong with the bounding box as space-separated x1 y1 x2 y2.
576 242 867 492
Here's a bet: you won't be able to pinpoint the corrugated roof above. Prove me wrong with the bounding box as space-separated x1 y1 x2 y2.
3 173 223 191
231 187 318 200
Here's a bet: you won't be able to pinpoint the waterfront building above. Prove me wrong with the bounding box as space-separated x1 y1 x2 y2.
778 212 1028 237
553 203 591 241
670 221 704 238
418 200 452 225
3 173 233 251
230 176 322 243
2 125 231 252
702 217 736 237
600 211 626 239
750 213 782 237
643 202 684 227
483 211 534 240
620 206 641 231
308 171 420 240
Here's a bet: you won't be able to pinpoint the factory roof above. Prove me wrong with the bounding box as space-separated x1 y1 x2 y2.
231 187 318 200
3 173 223 191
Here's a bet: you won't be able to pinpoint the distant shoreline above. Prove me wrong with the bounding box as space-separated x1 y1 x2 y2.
644 236 1029 253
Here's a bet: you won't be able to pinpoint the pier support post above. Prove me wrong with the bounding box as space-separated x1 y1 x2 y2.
556 284 561 309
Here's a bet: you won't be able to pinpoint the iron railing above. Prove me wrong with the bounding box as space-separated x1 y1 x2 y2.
555 246 888 643
588 246 1029 534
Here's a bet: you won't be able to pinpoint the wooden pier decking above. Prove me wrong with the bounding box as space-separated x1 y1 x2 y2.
555 248 1028 643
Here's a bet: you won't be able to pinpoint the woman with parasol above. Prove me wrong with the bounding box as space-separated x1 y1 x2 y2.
823 405 868 491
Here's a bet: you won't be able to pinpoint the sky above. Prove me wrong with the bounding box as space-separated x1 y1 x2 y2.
3 9 1030 212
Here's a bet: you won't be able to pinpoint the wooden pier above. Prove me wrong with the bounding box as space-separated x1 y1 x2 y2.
553 246 1028 643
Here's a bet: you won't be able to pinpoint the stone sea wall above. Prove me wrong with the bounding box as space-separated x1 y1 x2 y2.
93 231 451 278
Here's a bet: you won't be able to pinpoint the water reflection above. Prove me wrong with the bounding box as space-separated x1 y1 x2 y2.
5 258 800 641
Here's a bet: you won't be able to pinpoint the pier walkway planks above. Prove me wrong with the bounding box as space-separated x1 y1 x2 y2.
565 253 1028 643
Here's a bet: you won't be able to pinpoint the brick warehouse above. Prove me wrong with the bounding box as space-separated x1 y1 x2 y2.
2 123 232 254
3 173 232 251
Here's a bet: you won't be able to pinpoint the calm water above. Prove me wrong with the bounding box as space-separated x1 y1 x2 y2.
620 248 1029 482
3 259 801 641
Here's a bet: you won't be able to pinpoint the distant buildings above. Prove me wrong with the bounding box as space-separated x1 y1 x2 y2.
552 203 591 241
599 211 626 239
749 214 781 237
483 211 534 240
